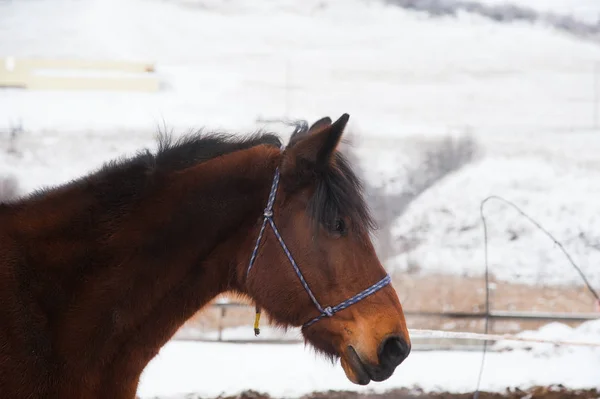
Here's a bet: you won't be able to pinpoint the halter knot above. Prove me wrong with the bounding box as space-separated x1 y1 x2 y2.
263 209 273 218
323 306 334 317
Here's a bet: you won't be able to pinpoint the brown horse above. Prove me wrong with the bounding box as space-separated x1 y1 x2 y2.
0 114 410 398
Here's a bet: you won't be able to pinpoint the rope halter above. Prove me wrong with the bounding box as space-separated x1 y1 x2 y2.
246 165 391 334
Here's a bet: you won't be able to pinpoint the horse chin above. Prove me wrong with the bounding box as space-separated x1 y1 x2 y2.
340 346 371 385
302 330 371 385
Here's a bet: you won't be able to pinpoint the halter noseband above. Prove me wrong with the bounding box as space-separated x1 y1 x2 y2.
246 166 391 329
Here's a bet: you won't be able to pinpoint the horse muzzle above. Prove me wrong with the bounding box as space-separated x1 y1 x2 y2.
342 335 411 385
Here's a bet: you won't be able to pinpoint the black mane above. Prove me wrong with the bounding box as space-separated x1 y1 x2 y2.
309 152 376 235
153 130 282 173
16 130 281 205
286 120 376 235
10 124 375 234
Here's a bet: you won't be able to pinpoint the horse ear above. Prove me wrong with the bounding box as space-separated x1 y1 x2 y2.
287 116 332 148
282 113 349 172
307 116 332 134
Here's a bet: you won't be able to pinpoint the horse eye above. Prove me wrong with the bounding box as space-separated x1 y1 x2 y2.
334 219 346 234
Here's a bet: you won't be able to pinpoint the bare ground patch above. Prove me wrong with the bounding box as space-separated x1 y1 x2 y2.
145 386 599 399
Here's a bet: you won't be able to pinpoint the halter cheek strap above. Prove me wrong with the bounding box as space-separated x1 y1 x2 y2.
246 167 391 332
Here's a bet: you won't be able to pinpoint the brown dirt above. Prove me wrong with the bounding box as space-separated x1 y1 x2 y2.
181 273 598 335
389 273 597 333
165 386 599 399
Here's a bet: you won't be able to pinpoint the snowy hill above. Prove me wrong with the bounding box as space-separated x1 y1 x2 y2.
1 0 600 288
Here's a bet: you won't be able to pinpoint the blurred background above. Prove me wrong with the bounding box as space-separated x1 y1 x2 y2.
1 0 599 398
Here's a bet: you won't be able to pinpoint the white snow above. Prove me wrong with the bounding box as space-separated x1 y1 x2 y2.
137 321 600 398
387 137 600 287
494 319 600 354
1 0 599 134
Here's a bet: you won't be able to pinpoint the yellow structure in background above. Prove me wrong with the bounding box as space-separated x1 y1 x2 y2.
0 57 159 92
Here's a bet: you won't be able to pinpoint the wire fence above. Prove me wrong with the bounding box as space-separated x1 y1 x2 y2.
172 301 599 351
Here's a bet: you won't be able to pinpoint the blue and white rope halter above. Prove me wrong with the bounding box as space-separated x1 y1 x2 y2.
246 166 392 329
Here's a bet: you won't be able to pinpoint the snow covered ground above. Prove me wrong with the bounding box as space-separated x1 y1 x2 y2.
137 320 600 398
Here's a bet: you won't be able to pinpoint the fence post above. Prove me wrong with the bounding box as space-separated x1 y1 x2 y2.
217 306 226 342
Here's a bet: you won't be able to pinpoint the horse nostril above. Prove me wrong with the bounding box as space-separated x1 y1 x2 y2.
378 336 410 368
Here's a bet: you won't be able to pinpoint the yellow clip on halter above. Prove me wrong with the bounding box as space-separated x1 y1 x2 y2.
253 305 261 336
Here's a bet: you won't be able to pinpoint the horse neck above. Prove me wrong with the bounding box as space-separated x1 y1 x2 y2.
3 144 280 398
